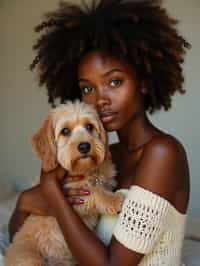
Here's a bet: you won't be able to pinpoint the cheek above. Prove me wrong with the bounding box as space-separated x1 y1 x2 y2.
111 90 135 114
56 137 69 155
82 93 96 105
57 143 68 162
56 139 71 168
118 83 141 111
110 79 136 102
93 138 106 162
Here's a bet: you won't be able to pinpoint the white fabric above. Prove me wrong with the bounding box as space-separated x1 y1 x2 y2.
0 194 19 227
96 189 128 245
0 229 9 266
0 187 199 266
0 192 19 262
0 254 4 266
182 239 200 266
96 185 187 266
0 231 8 256
185 217 200 241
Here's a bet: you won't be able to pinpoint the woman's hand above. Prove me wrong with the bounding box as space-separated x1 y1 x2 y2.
18 166 66 218
61 176 91 205
40 165 91 206
39 165 67 195
16 166 91 220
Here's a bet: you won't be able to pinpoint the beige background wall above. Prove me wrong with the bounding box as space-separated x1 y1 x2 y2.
0 0 199 216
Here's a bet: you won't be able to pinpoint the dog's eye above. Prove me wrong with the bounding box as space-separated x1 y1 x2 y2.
86 123 93 132
61 128 70 136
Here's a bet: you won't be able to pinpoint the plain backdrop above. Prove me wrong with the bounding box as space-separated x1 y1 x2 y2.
0 0 199 216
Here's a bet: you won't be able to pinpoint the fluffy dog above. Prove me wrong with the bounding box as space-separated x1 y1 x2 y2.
4 101 124 266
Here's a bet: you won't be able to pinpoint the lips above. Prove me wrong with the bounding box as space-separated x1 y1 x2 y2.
99 111 118 123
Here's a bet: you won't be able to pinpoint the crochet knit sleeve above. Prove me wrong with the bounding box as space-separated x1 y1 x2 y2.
113 185 171 254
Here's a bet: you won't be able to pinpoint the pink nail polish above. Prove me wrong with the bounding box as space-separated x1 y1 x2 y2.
84 190 90 195
79 199 84 204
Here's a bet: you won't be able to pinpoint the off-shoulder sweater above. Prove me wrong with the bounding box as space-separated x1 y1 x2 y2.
96 185 186 266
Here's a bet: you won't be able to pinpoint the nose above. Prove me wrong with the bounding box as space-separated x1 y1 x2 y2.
96 98 110 109
78 142 91 154
96 88 111 109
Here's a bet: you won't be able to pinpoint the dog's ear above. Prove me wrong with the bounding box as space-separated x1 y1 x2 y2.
98 118 112 160
32 115 58 172
98 118 107 145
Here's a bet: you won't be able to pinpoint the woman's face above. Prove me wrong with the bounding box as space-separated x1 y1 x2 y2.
78 50 145 132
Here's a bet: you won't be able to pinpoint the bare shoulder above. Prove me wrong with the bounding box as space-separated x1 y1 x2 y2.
134 133 190 209
144 133 188 162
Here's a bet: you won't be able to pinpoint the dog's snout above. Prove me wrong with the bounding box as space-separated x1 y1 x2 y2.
78 142 91 154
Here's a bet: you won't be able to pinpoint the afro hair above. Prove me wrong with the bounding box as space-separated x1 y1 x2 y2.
30 0 191 113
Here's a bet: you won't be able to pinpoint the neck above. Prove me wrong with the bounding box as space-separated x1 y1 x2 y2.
117 112 157 151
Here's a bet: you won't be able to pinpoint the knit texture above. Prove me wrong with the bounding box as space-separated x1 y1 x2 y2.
112 185 187 266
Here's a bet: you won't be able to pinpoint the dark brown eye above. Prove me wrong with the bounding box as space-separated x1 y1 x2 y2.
86 123 93 132
81 86 95 94
110 79 122 87
61 128 70 136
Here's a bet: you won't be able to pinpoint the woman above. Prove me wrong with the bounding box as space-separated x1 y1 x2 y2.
9 1 190 265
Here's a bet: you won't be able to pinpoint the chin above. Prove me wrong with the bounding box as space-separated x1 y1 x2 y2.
103 121 121 132
72 156 98 174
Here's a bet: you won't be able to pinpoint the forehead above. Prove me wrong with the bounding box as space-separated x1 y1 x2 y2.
52 104 98 134
56 113 94 128
78 50 135 77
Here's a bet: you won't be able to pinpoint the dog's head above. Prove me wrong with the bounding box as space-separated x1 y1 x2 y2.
32 101 110 174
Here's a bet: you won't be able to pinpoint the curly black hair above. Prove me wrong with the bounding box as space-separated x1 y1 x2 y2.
30 0 191 113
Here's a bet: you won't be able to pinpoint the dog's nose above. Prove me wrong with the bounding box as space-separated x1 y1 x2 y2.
78 142 91 154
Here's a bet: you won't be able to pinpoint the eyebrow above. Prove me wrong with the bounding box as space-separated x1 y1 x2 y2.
78 68 124 82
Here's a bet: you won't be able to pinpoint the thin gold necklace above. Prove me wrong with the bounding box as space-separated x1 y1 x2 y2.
123 135 159 153
126 142 148 153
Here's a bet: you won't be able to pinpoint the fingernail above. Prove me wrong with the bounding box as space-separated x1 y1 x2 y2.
79 199 84 204
83 190 90 195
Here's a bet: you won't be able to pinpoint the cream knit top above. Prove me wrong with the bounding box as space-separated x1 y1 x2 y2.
96 185 186 266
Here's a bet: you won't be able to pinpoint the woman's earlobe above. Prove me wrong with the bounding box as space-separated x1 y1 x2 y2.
140 82 148 94
141 88 148 94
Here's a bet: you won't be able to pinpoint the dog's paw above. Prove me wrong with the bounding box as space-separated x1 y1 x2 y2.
104 192 124 215
114 192 125 213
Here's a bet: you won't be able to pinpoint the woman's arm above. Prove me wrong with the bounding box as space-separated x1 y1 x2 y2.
9 184 55 242
40 135 189 266
41 179 144 266
40 167 145 266
9 194 29 242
